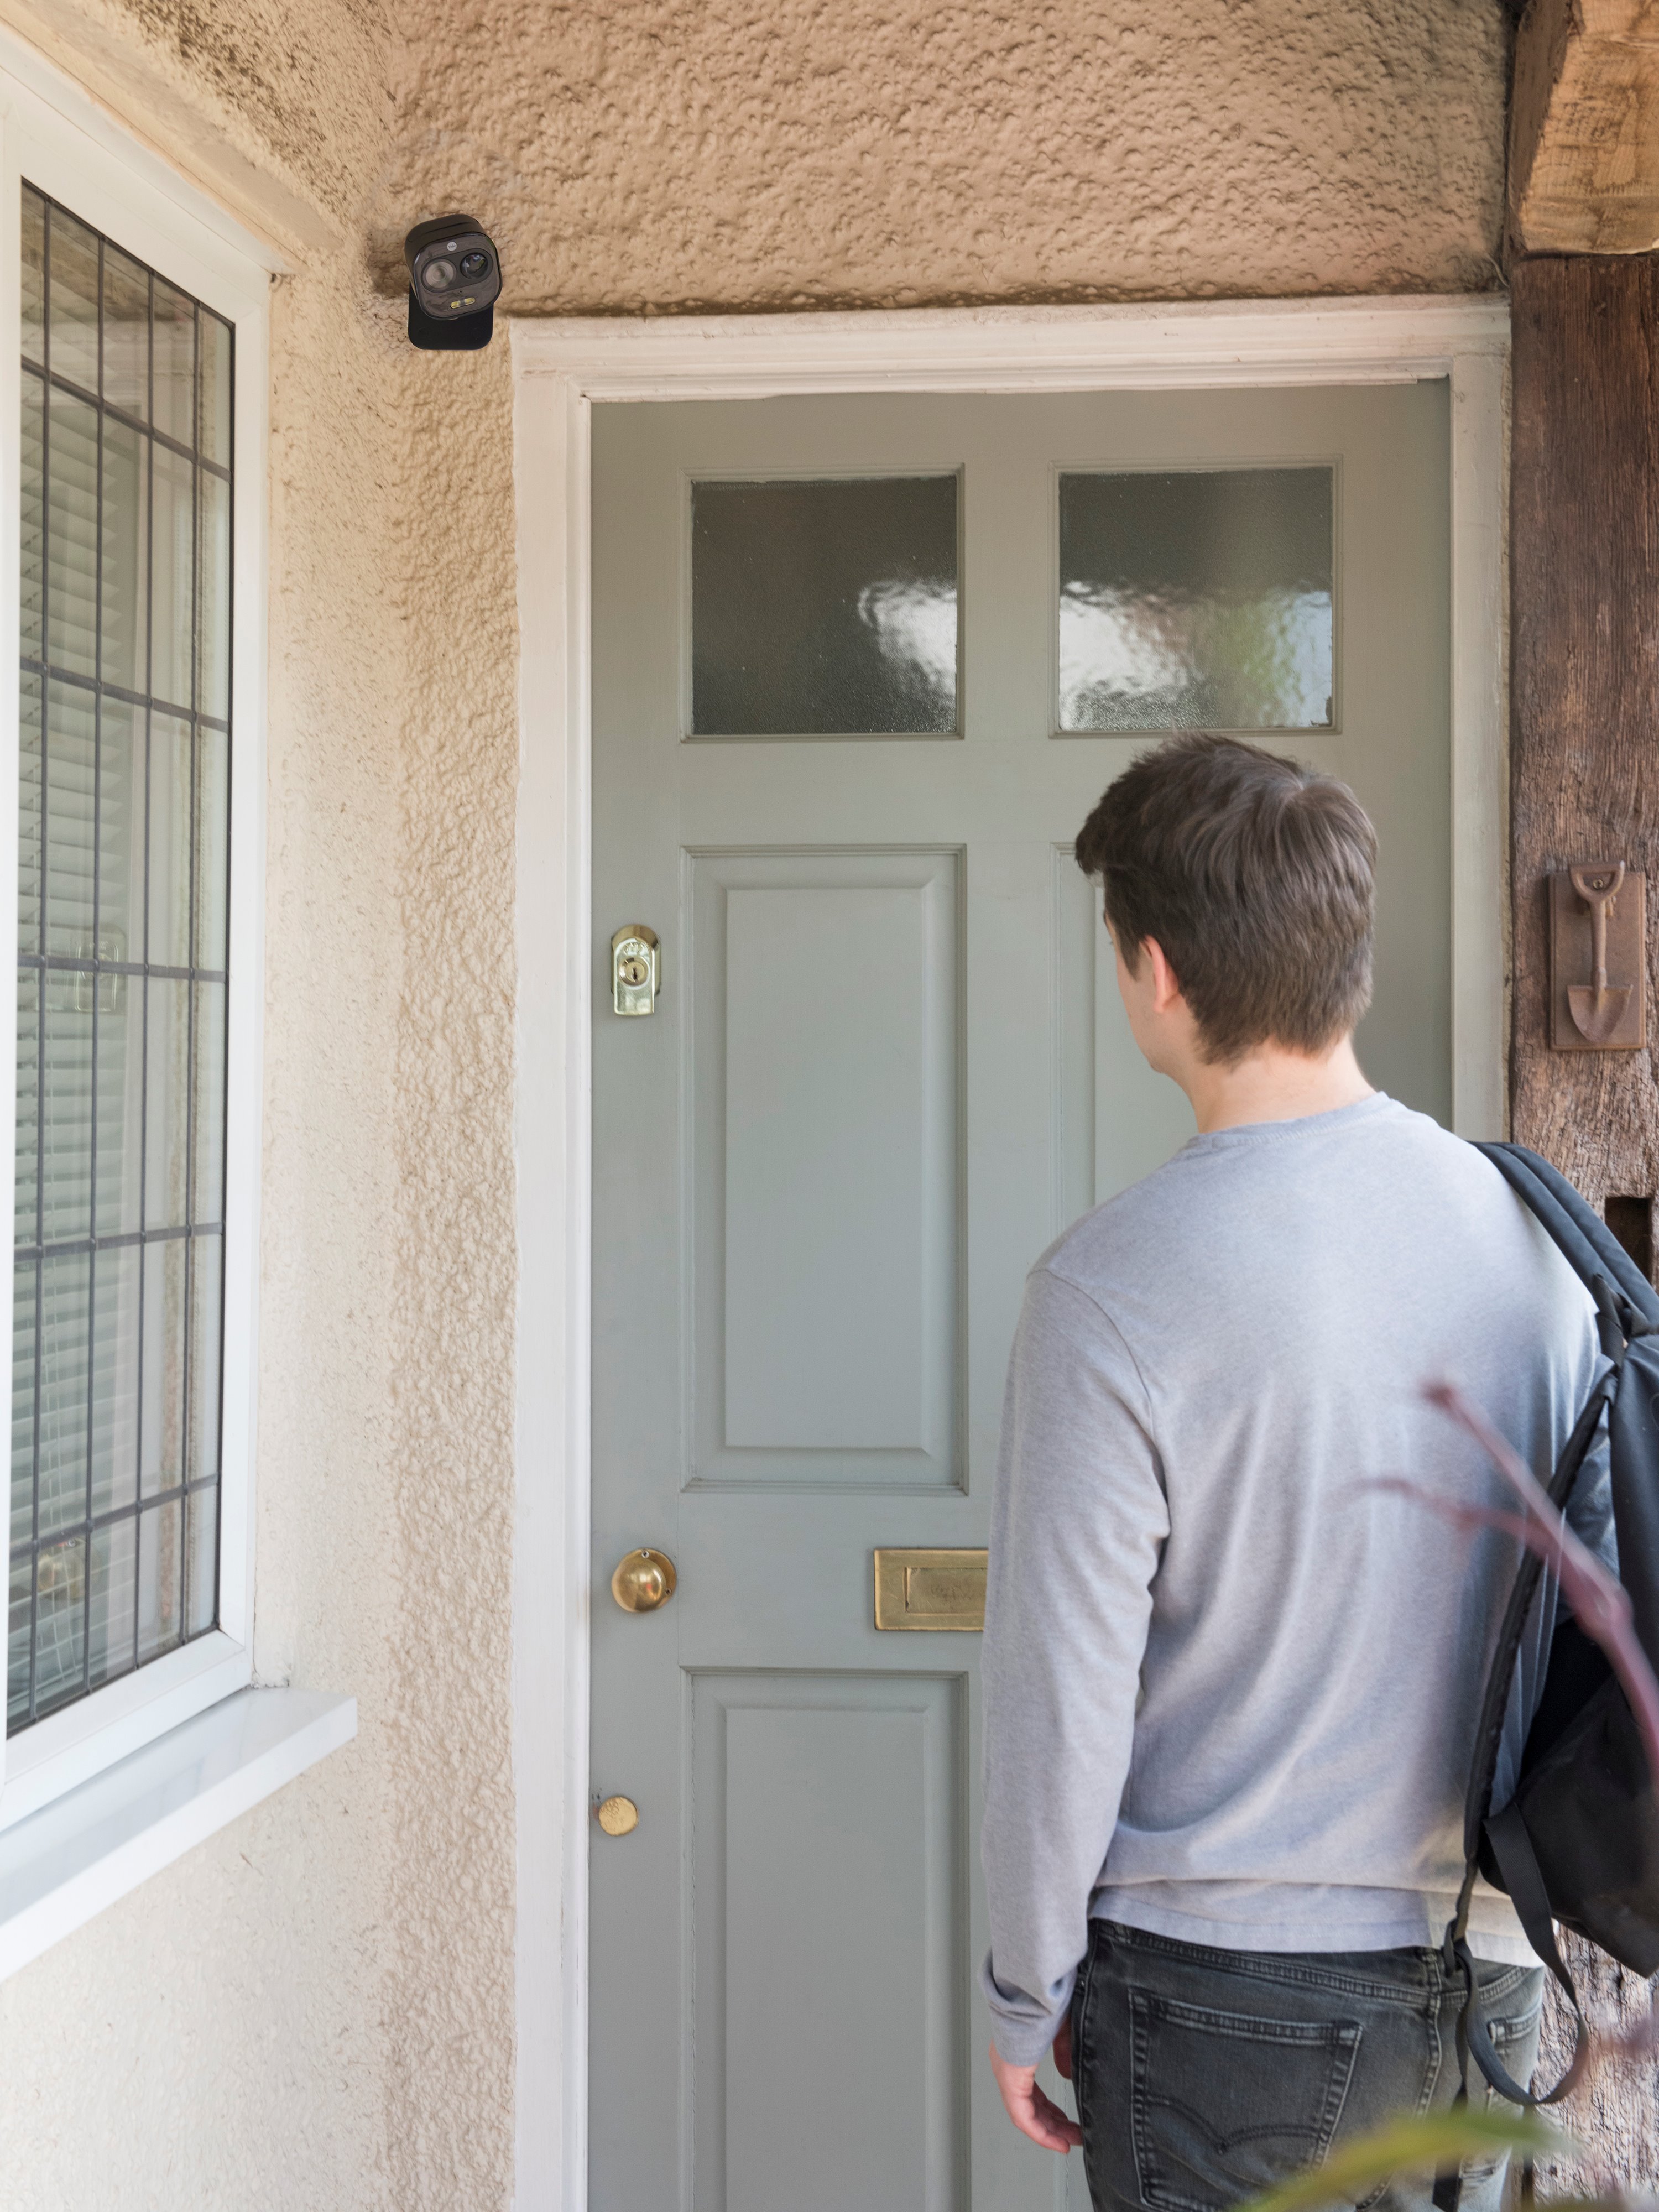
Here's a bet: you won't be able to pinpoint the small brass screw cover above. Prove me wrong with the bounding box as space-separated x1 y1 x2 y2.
596 1795 639 1837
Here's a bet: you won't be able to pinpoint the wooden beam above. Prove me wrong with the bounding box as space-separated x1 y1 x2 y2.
1511 0 1659 253
1511 250 1659 2175
1511 254 1659 1194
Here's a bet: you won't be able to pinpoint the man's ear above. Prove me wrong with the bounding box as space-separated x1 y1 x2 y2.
1142 938 1185 1015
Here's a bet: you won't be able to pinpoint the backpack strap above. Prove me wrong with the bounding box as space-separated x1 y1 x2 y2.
1474 1141 1659 1334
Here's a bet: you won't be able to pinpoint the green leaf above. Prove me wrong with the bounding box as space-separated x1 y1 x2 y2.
1237 2109 1571 2212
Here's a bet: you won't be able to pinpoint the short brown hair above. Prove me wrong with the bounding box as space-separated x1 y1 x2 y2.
1074 734 1376 1063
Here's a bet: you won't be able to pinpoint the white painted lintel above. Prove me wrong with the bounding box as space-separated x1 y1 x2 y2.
0 1686 356 1981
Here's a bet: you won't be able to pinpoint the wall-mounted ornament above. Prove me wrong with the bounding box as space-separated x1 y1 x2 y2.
1550 862 1647 1050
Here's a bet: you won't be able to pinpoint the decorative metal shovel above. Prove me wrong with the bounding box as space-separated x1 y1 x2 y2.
1568 862 1633 1042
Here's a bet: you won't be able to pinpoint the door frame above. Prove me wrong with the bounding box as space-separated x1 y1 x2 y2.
508 294 1510 2212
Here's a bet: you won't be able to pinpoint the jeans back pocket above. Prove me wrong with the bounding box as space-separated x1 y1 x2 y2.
1129 1989 1362 2212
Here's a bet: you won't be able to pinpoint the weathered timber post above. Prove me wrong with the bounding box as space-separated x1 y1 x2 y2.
1511 251 1659 2192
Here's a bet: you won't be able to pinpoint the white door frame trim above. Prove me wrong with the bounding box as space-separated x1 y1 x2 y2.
508 292 1510 2211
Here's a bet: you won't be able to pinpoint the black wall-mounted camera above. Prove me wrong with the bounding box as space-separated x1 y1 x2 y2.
404 215 502 351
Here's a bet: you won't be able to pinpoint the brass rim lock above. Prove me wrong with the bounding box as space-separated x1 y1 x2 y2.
611 925 660 1016
611 1547 677 1613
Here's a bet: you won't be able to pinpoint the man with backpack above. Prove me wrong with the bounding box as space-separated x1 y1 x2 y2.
982 734 1615 2211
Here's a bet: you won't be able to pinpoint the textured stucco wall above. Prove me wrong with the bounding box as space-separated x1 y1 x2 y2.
0 2 1513 2209
374 0 1511 314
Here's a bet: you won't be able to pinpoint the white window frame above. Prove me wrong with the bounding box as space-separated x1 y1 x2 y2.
0 35 275 1829
510 295 1509 2209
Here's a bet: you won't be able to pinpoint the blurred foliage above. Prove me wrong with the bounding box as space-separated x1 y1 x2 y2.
1236 2108 1570 2212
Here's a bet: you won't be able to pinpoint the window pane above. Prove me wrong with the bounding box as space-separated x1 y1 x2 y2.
199 316 231 466
21 377 41 662
12 191 232 1733
144 975 189 1230
97 696 144 974
46 385 98 679
690 476 959 736
152 282 194 450
185 1479 216 1636
32 1531 85 1716
1057 468 1335 733
88 1513 135 1688
102 244 149 422
21 189 44 369
12 1260 34 1554
36 1249 90 1534
90 1243 139 1515
95 961 143 1240
196 722 228 970
101 419 149 693
41 980 92 1243
187 1233 221 1483
136 1495 181 1664
197 470 230 718
148 708 192 967
7 1550 28 1726
44 679 96 956
139 1237 184 1498
46 207 99 395
192 981 225 1224
15 970 36 1244
150 446 193 710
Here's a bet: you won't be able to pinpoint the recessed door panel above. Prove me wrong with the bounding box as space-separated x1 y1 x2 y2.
690 1671 966 2212
691 849 961 1488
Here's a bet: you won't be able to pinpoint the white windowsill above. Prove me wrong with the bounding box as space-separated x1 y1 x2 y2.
0 1685 356 1980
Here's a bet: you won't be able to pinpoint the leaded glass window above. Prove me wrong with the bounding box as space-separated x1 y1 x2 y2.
9 186 232 1732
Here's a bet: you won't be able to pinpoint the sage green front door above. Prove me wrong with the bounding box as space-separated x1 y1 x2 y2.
590 385 1451 2211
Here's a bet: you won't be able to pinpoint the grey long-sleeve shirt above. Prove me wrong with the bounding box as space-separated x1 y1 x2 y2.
980 1094 1609 2065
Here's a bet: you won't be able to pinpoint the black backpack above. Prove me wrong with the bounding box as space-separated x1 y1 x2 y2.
1447 1141 1659 2112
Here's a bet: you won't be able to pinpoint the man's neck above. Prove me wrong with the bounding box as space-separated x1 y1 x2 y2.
1181 1035 1375 1136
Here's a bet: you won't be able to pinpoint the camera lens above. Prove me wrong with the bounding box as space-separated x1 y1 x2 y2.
421 258 456 290
458 251 490 280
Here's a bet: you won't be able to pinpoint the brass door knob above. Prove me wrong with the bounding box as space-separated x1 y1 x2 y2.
611 1547 677 1613
595 1795 638 1836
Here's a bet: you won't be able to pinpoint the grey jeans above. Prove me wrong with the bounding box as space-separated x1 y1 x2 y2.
1069 1921 1543 2212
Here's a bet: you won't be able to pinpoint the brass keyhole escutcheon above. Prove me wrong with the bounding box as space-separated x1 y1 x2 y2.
595 1794 639 1837
611 1547 677 1613
611 924 660 1016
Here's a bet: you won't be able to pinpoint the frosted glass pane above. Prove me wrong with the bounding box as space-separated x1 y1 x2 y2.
1058 468 1334 733
691 476 958 735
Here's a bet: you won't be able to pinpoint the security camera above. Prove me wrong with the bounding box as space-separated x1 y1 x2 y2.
404 215 501 351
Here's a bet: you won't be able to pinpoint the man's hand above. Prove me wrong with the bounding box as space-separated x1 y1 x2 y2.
988 2034 1083 2153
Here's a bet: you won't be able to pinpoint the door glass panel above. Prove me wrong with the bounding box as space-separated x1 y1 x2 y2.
691 476 958 736
1057 467 1334 734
